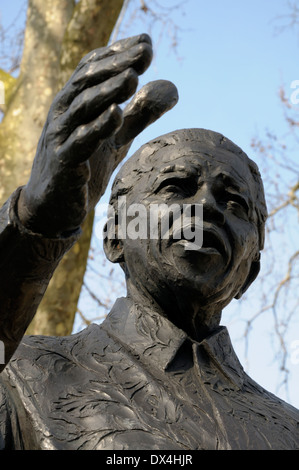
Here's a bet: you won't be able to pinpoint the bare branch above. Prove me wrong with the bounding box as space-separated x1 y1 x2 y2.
112 0 190 59
272 0 299 36
268 181 299 217
83 280 111 310
77 308 106 326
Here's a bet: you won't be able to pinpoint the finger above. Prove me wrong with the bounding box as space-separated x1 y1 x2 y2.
77 34 152 69
53 35 152 111
60 68 138 136
57 104 123 166
71 42 152 94
115 80 179 147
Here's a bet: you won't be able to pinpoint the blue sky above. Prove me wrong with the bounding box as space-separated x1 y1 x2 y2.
1 1 298 407
123 0 298 155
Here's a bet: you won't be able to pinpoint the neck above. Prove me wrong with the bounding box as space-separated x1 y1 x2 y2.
126 279 222 342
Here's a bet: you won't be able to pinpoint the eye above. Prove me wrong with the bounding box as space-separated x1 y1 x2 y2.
224 193 250 218
154 177 197 197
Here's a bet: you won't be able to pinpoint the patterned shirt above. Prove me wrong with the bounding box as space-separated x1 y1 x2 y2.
0 296 298 450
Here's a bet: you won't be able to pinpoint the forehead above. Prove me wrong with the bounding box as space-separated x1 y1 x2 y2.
144 142 253 189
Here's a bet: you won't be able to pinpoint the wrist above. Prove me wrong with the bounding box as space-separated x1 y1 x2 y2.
16 187 82 239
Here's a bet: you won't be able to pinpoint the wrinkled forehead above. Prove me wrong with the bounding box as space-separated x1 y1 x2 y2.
130 140 255 191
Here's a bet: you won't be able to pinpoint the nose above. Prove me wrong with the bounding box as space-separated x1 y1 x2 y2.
196 183 225 226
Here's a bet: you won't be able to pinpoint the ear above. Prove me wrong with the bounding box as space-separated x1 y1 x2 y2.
234 258 260 300
103 220 125 263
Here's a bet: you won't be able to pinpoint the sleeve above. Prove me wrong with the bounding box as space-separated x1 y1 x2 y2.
0 187 81 372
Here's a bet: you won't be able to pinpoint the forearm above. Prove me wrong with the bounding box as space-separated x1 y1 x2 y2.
0 188 80 371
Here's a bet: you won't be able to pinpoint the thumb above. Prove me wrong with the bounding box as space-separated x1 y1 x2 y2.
114 80 179 148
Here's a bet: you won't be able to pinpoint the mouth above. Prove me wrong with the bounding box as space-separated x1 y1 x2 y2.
171 222 230 261
201 229 226 256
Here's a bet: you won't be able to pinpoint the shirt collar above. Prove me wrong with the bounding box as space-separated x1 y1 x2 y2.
102 297 244 389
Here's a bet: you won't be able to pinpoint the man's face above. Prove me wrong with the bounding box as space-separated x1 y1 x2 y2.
113 141 260 314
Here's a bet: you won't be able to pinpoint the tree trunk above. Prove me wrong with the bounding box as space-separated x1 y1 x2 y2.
0 0 125 336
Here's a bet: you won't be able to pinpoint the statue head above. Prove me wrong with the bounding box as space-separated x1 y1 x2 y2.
103 128 268 340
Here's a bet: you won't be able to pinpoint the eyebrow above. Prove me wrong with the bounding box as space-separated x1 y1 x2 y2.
154 163 252 198
216 171 251 195
158 163 200 176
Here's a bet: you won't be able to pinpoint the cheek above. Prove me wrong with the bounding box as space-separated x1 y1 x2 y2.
124 240 146 265
232 221 259 259
124 239 160 283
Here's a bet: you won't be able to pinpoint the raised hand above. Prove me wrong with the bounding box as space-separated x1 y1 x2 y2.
17 34 178 238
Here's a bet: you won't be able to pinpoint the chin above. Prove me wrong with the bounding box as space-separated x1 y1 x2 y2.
166 253 226 286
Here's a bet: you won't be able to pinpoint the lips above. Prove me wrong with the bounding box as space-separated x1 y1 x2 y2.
202 223 230 259
201 229 225 254
171 222 230 261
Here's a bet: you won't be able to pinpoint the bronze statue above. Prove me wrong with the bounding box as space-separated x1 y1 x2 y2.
0 35 298 450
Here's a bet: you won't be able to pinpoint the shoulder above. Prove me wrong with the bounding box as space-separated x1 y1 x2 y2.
243 371 299 431
3 323 112 383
